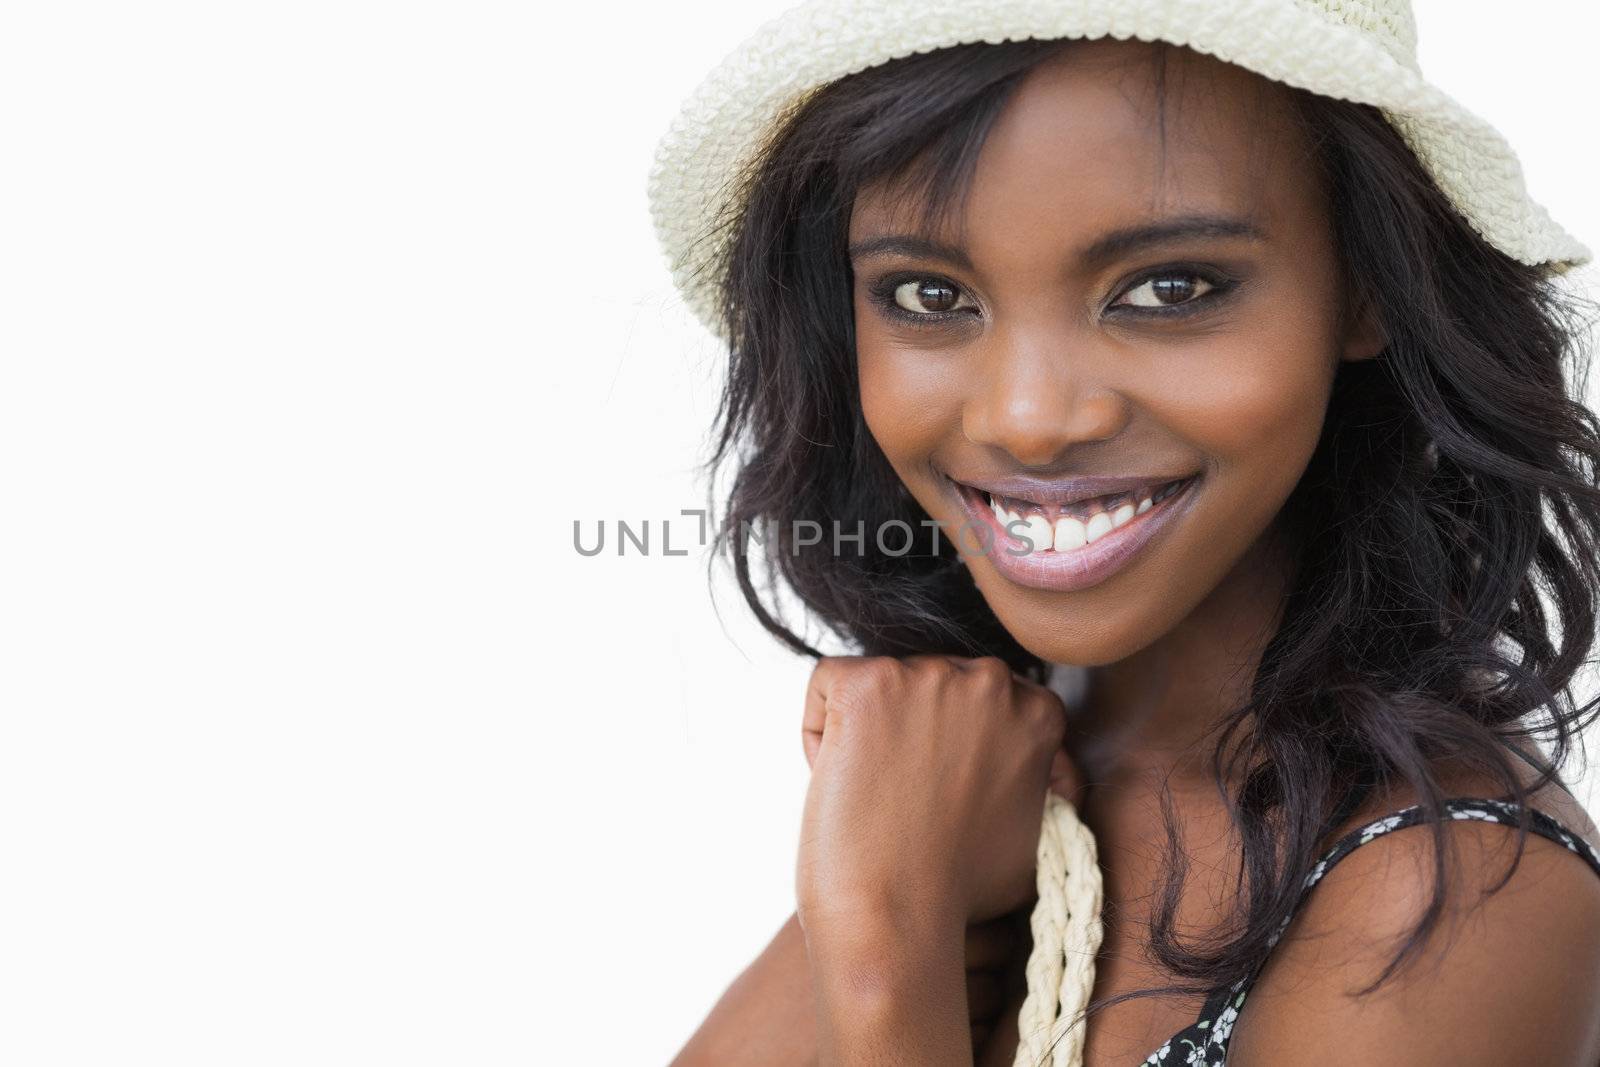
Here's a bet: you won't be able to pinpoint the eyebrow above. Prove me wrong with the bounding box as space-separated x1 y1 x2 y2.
848 214 1267 272
848 233 975 270
1079 215 1267 267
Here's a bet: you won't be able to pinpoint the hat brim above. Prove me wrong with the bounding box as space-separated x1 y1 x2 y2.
647 0 1592 340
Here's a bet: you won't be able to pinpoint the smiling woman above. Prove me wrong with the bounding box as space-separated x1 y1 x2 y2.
650 6 1600 1067
843 42 1379 668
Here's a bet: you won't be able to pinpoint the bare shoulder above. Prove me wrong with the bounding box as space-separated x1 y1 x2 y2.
1227 770 1600 1066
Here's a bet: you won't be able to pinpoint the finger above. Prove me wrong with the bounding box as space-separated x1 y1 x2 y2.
801 656 849 768
1048 744 1084 800
963 915 1018 969
901 652 969 672
977 983 1027 1065
966 968 1004 1019
1008 902 1036 963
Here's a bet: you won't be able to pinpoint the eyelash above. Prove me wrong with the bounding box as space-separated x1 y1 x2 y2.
864 264 1240 328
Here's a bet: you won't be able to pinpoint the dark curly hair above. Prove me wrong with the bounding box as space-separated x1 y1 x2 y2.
695 36 1600 1046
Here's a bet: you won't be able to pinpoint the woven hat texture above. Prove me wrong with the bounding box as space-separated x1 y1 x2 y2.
647 0 1591 341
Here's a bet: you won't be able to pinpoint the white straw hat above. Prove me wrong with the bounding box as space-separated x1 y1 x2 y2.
647 0 1591 342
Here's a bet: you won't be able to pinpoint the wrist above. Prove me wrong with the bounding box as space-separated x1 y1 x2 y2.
802 904 971 1066
800 897 966 997
800 887 962 940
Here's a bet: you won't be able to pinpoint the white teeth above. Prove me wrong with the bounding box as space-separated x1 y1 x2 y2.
1022 514 1053 554
1084 511 1114 544
1153 477 1191 503
988 494 1023 530
1053 516 1086 552
986 485 1169 554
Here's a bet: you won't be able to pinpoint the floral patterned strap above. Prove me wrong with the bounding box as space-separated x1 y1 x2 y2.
1139 979 1245 1066
1139 797 1600 1065
1299 797 1600 901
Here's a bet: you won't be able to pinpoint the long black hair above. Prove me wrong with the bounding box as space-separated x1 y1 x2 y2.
698 36 1600 1040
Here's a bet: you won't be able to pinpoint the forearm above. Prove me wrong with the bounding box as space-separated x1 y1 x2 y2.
803 904 974 1067
670 912 818 1067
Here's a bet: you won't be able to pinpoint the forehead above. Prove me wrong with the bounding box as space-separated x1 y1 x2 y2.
850 39 1325 260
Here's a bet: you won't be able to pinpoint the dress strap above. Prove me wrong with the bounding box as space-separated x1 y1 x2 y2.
1138 796 1600 1066
1264 796 1600 958
1296 796 1600 901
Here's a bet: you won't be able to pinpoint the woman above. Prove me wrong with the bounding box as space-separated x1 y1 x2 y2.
649 3 1600 1064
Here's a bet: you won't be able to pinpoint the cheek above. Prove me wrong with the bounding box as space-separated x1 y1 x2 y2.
1156 323 1338 521
1171 350 1331 458
855 320 961 472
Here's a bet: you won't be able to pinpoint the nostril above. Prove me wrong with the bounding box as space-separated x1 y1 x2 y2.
961 382 1129 463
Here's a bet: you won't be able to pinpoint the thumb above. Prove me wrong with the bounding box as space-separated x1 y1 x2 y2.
1047 746 1084 802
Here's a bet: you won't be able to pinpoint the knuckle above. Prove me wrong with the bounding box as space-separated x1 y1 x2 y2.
966 656 1016 703
856 655 902 684
1025 689 1066 734
1039 714 1067 749
839 656 901 705
971 656 1013 682
901 656 959 699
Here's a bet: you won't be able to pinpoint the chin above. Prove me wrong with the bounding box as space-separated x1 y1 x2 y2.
973 588 1166 668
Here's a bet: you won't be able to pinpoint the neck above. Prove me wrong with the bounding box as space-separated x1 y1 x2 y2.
1061 521 1299 794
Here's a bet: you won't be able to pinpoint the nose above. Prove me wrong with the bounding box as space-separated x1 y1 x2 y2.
961 332 1130 467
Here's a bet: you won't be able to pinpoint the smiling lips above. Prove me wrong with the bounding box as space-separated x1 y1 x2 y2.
948 472 1200 593
985 478 1190 554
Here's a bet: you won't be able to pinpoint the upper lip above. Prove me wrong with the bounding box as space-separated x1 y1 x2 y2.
951 471 1196 507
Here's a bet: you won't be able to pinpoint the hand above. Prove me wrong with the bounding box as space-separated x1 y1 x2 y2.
795 654 1076 937
965 906 1031 1056
791 692 1038 1054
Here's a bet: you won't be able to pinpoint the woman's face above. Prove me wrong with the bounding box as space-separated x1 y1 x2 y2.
850 40 1384 666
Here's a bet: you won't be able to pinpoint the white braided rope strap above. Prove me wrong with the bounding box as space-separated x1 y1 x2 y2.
1012 792 1104 1067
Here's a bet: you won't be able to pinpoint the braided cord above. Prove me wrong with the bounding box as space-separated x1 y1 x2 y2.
1012 793 1104 1067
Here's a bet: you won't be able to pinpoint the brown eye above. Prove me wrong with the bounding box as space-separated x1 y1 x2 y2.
1117 272 1215 309
892 279 972 315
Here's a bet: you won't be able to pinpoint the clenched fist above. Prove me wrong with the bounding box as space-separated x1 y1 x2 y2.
795 654 1079 941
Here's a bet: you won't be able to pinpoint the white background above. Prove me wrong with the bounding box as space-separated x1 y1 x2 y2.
2 2 1597 1063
